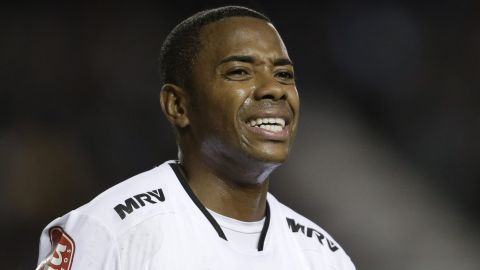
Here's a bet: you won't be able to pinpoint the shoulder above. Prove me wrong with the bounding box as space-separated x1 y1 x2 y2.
49 160 177 237
37 161 179 268
268 193 356 269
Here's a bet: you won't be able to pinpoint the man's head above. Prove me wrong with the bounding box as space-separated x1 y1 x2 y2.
160 6 300 183
159 6 270 89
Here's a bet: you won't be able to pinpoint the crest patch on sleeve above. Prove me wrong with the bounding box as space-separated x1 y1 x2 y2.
37 226 75 270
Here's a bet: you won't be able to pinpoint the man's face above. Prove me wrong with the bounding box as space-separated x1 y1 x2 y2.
187 16 300 168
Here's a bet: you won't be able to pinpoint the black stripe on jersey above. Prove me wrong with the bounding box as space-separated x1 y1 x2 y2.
169 162 271 252
170 162 227 240
257 202 270 251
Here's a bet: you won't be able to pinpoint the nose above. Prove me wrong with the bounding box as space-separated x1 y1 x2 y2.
253 74 287 101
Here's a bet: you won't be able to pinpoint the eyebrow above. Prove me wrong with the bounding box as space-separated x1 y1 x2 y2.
219 55 293 66
273 58 293 66
220 55 255 64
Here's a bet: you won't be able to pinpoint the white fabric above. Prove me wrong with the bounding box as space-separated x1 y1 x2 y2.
37 160 356 270
208 208 264 251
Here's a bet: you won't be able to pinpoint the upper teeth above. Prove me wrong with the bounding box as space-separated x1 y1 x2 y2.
248 118 286 131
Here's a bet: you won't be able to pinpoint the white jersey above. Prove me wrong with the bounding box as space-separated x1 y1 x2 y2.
37 161 355 270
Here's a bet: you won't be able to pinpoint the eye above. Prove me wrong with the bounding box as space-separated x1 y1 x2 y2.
275 70 295 81
227 68 249 77
224 68 251 80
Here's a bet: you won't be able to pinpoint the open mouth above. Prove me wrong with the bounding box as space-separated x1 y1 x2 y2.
247 117 287 132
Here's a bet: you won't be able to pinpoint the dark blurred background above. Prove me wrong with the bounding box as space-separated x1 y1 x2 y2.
1 1 479 269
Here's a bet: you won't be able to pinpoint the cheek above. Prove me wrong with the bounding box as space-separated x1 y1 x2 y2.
195 78 252 133
216 89 250 137
289 88 300 115
213 82 251 112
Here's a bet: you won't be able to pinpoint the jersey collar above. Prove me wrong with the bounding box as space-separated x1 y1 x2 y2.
169 162 271 252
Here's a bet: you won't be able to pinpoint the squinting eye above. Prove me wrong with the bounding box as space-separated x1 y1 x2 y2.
224 68 251 80
276 71 294 80
227 69 248 76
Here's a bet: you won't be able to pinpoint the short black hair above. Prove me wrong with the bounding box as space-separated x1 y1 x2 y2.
159 6 271 89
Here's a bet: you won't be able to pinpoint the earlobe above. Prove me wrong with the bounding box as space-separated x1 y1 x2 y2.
160 84 190 128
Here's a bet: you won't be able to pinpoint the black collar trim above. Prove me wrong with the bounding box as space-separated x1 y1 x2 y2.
169 162 227 240
169 162 271 252
257 202 270 251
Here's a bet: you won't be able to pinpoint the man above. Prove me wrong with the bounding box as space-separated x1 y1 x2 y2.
36 6 355 269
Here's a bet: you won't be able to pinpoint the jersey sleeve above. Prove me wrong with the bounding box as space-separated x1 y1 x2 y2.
302 249 356 270
333 250 356 270
36 211 120 270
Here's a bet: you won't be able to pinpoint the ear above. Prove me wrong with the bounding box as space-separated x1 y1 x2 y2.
160 83 190 128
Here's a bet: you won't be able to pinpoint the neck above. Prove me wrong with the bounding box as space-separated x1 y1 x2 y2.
179 154 276 222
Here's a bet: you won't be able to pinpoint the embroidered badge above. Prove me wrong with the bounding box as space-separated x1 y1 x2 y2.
37 226 75 270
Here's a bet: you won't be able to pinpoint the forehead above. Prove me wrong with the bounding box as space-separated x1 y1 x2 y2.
198 17 289 60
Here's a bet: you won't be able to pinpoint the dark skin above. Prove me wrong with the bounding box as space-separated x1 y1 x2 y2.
160 17 299 222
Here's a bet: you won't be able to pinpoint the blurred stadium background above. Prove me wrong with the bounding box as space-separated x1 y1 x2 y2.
1 1 479 269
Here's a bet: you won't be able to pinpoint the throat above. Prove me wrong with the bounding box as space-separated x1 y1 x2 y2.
191 176 269 222
208 208 265 251
178 161 269 222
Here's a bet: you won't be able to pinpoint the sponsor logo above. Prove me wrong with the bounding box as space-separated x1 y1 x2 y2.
286 217 339 252
36 227 75 270
114 188 165 220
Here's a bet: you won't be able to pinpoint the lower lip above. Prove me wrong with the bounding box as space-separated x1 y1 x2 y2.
246 124 290 141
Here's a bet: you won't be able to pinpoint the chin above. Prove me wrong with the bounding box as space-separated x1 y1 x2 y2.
248 148 290 164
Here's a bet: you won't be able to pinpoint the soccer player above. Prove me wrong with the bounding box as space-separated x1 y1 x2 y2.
36 6 355 269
